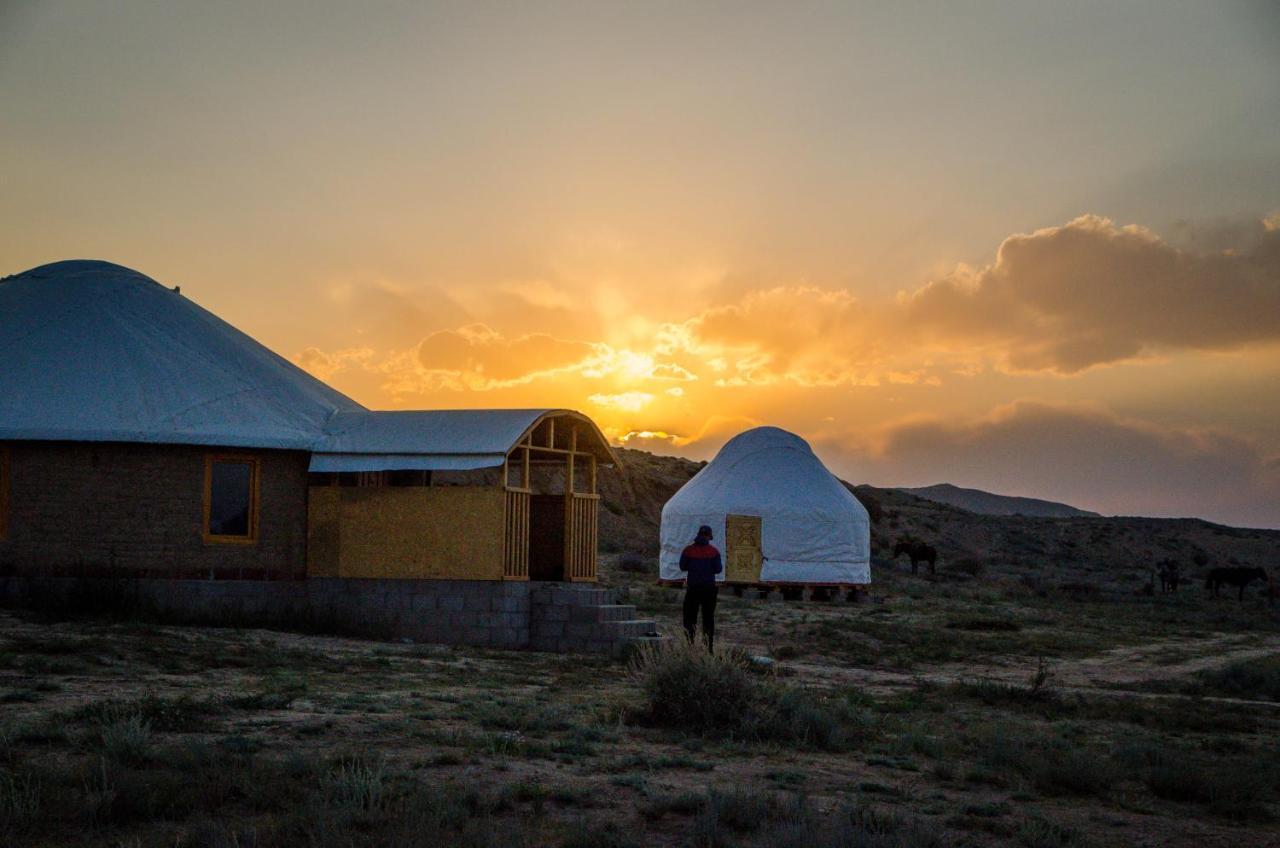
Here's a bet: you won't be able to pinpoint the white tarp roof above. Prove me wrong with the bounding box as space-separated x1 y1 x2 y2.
0 261 587 469
308 453 505 473
660 427 871 585
0 260 364 450
311 409 547 471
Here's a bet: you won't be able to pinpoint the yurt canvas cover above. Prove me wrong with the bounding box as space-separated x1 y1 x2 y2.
659 427 870 585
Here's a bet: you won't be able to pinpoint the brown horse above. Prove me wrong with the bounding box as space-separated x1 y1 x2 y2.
1205 567 1268 600
1157 560 1181 594
893 540 937 575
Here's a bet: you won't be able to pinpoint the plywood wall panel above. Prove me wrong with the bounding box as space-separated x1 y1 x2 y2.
328 487 505 580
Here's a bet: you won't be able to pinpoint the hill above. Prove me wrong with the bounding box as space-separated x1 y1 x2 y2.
600 447 1279 589
898 483 1099 518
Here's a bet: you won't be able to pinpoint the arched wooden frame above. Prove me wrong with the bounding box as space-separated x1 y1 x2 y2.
500 411 617 582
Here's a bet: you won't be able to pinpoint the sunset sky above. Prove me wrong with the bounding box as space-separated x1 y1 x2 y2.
3 2 1279 527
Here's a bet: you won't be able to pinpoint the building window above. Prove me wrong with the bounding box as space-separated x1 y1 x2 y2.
204 455 259 543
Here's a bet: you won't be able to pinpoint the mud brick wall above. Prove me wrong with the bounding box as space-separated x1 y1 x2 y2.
0 442 309 579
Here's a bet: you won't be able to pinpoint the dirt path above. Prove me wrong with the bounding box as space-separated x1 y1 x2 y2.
786 631 1280 708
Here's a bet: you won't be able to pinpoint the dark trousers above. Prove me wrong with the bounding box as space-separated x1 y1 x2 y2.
682 585 718 652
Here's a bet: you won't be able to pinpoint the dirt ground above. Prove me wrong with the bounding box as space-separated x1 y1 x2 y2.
2 558 1278 847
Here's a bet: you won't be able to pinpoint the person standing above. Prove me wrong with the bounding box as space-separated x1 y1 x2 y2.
680 524 722 651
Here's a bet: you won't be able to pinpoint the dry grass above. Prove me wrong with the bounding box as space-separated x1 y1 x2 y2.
2 551 1278 847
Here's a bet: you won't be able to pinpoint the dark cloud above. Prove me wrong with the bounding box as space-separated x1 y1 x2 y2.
854 402 1280 528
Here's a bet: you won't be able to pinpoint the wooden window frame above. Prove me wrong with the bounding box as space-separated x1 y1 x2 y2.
0 445 9 540
203 453 260 545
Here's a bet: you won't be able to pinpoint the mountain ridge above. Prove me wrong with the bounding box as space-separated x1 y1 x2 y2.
898 482 1100 518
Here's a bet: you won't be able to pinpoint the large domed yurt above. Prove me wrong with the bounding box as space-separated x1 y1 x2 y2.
0 261 630 653
659 427 870 587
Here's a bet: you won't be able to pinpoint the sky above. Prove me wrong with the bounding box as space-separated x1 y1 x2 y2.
2 1 1279 527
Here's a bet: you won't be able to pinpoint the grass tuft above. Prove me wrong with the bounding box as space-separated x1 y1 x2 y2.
91 714 154 765
626 637 868 750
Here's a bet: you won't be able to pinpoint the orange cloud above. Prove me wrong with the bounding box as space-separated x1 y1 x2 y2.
293 346 375 382
615 430 682 451
402 324 602 391
679 286 887 386
588 391 655 412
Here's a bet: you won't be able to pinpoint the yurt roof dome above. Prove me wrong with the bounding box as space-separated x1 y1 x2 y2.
0 260 363 450
664 426 864 521
659 425 870 585
0 260 616 469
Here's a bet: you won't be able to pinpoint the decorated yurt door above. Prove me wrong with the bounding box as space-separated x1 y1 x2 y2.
725 514 763 583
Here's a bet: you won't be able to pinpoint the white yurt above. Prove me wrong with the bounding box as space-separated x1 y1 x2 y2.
659 427 870 585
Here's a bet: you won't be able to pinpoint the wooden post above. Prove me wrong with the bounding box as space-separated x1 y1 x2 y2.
563 423 574 578
589 454 597 494
522 445 530 490
565 430 575 493
568 426 578 494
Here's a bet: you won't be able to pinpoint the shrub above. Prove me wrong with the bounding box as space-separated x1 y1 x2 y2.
1192 656 1280 702
1031 748 1117 797
0 769 42 832
1015 815 1079 847
1146 760 1274 821
767 802 945 848
628 638 756 732
471 699 573 735
627 639 867 750
682 789 808 847
74 694 216 733
969 725 1116 798
745 686 869 751
324 756 389 814
708 787 804 832
638 791 705 820
91 713 154 765
561 820 641 848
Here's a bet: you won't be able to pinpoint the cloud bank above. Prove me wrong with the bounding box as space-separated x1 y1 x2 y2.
290 214 1280 526
904 215 1280 373
843 402 1280 528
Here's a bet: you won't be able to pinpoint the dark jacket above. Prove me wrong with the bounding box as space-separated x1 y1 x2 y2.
679 542 723 587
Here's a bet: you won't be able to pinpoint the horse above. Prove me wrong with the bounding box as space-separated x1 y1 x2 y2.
1157 560 1181 594
893 540 937 576
1205 566 1268 600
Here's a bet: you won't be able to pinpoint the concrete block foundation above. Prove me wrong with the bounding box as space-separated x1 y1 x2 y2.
0 576 656 654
